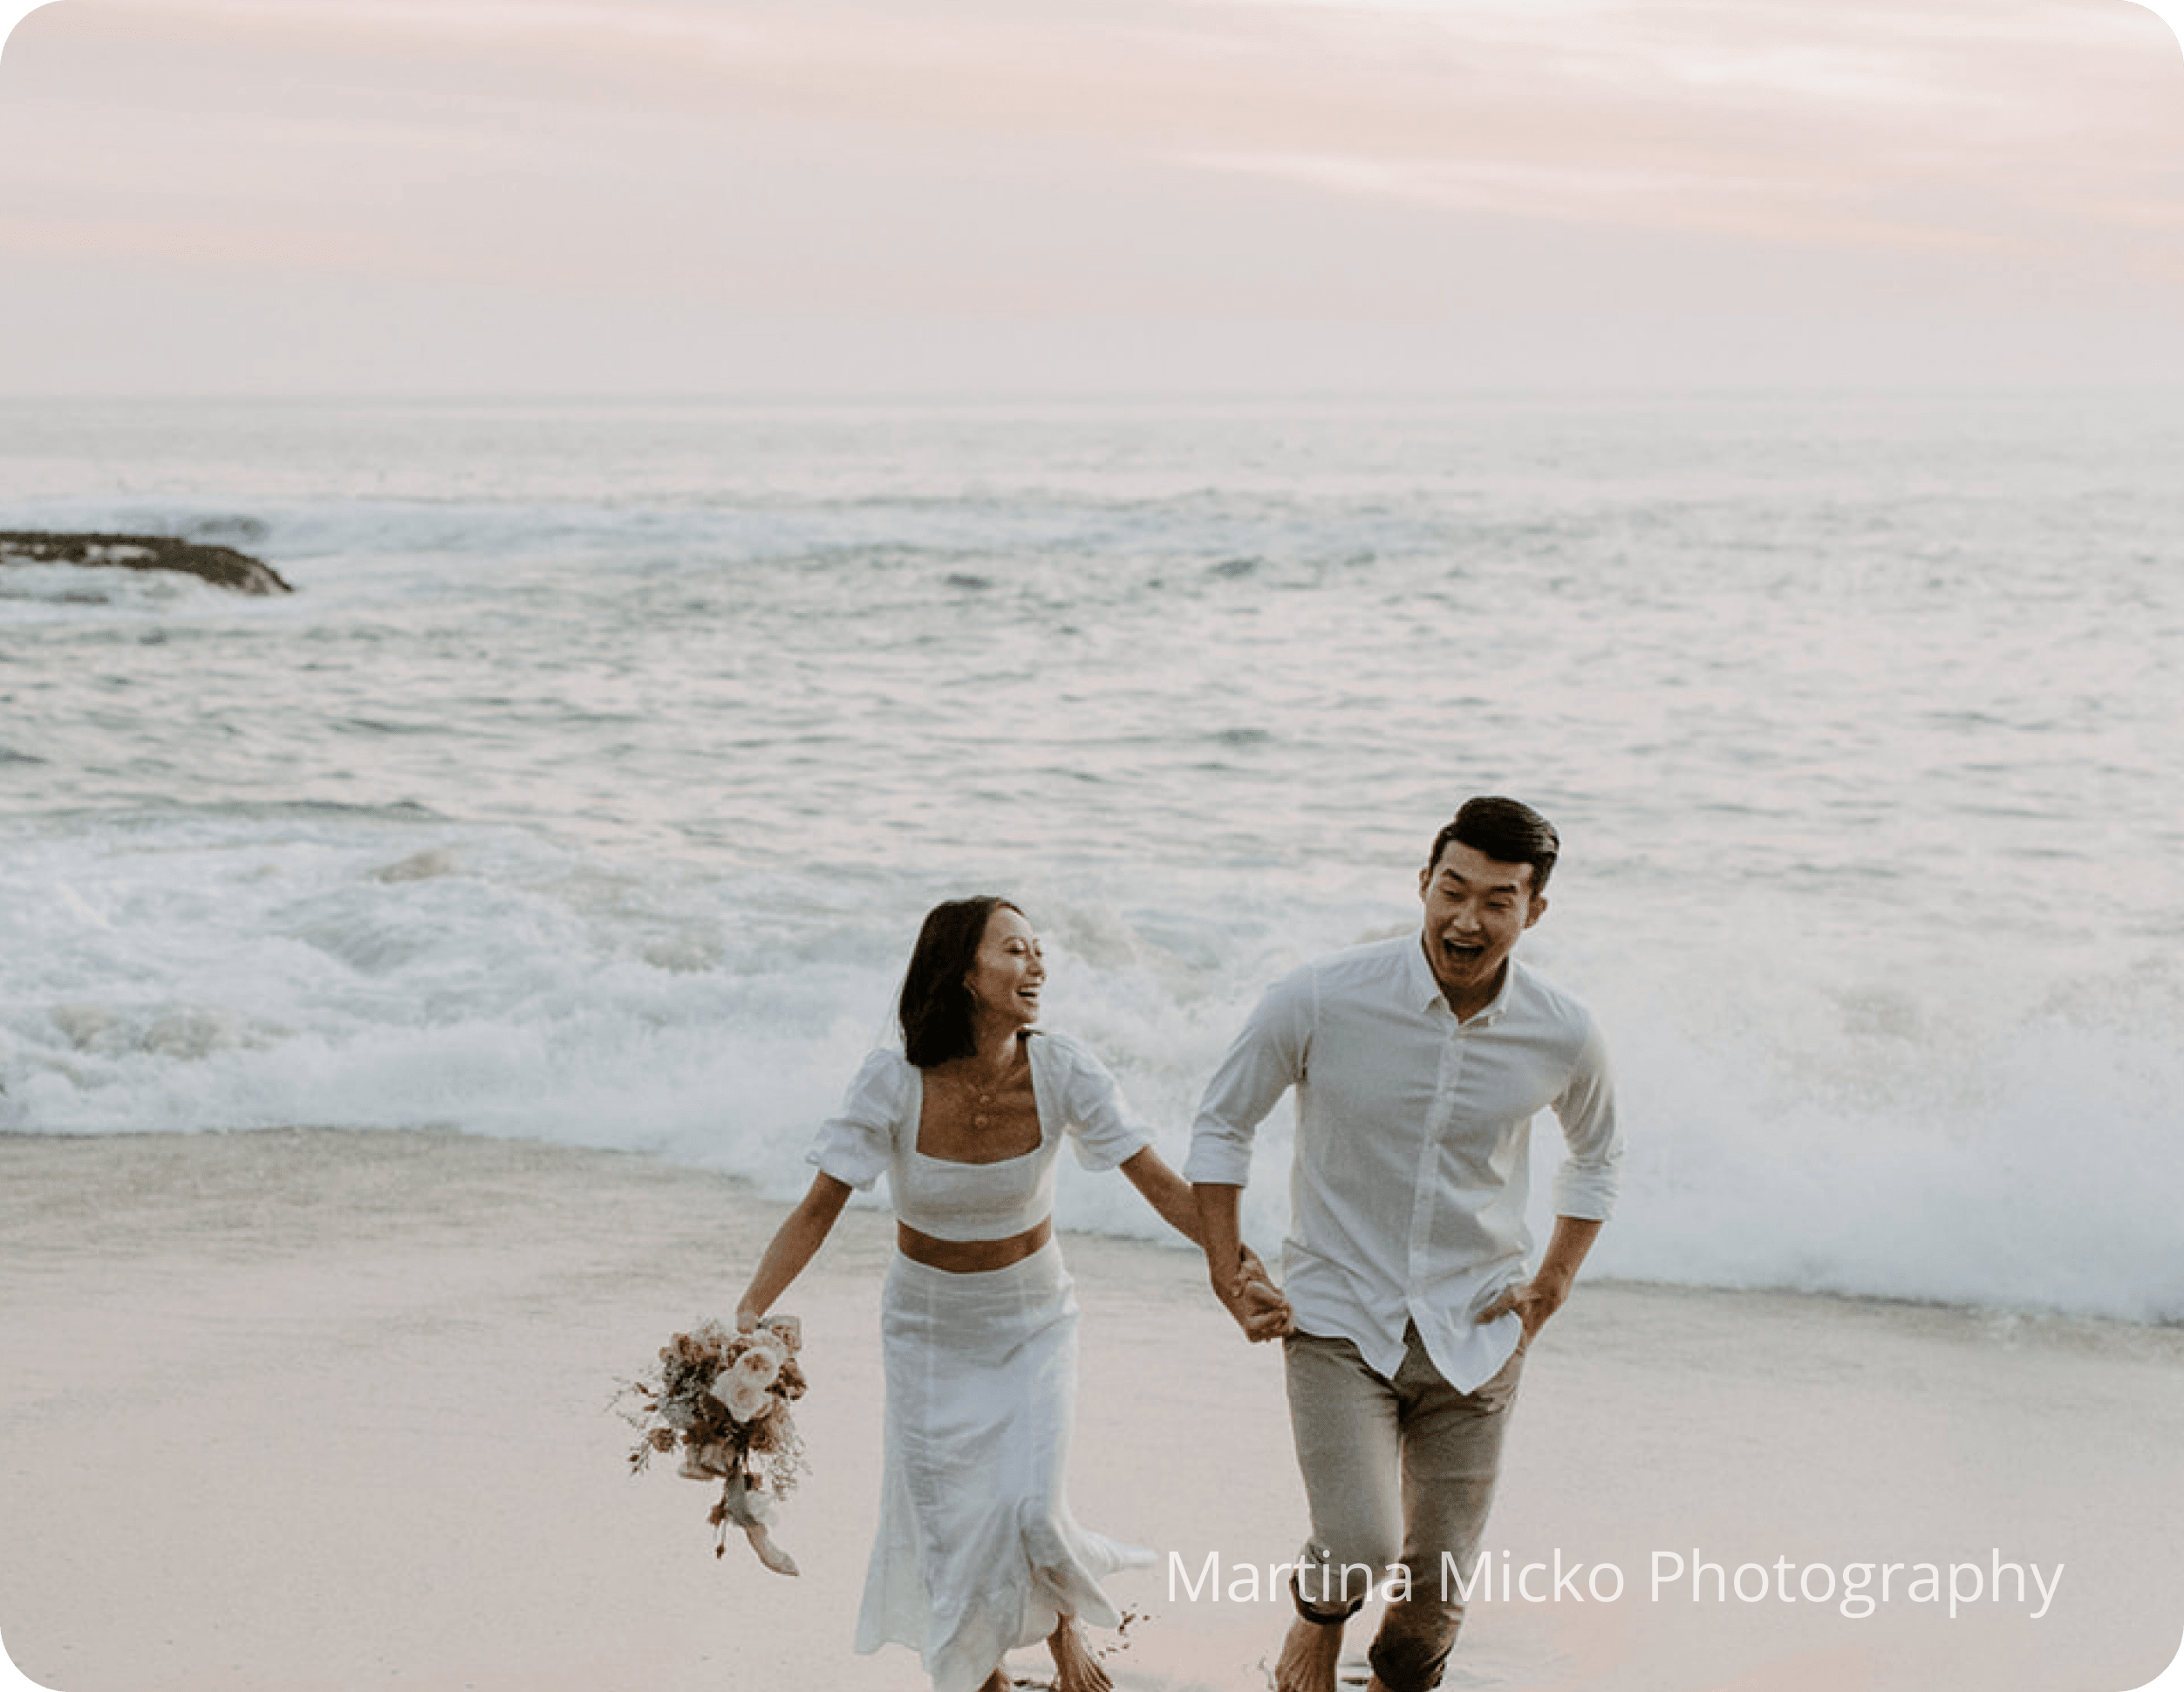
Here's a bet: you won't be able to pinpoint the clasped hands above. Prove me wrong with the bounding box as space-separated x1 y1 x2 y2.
1215 1244 1293 1342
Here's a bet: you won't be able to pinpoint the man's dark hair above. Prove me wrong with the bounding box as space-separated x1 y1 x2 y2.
1426 797 1560 897
898 896 1023 1068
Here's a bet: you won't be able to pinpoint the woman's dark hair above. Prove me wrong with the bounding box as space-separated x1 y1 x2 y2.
1426 796 1560 897
898 896 1023 1068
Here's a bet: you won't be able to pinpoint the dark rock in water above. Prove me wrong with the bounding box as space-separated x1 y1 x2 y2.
0 530 292 595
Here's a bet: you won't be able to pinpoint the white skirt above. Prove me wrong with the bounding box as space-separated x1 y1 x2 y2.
856 1239 1153 1692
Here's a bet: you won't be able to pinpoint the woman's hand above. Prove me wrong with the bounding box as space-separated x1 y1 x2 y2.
1237 1244 1287 1317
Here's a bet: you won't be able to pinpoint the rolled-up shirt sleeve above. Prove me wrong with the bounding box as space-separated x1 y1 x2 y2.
804 1048 906 1191
1185 966 1314 1187
1548 1012 1621 1221
1053 1036 1156 1171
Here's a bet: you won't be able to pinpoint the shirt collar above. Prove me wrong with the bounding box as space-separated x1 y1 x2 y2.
1409 931 1520 1026
1473 955 1519 1026
1405 933 1443 1012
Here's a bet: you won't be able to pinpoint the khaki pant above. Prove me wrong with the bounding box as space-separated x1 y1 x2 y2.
1284 1325 1524 1692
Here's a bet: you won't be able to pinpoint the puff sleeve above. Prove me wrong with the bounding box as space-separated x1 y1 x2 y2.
805 1048 911 1191
1047 1034 1156 1172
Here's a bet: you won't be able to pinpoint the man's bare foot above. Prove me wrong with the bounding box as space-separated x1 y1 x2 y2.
974 1669 1011 1692
1047 1615 1113 1692
1272 1613 1346 1692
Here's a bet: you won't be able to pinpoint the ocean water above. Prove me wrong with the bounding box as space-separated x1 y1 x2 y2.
2 392 2179 1323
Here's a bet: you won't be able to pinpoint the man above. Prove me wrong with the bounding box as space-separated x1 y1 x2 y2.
1187 796 1622 1692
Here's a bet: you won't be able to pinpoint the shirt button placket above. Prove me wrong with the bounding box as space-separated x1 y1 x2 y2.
1409 1025 1462 1300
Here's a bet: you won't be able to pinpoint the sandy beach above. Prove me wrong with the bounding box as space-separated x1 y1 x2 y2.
2 1128 2179 1692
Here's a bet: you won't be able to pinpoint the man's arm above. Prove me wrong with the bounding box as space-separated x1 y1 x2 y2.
1476 1213 1601 1346
1546 1011 1621 1224
1184 969 1312 1342
1193 1182 1292 1341
1481 1007 1621 1346
1121 1149 1285 1316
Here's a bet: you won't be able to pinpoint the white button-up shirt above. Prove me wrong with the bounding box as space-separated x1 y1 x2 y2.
1186 933 1621 1392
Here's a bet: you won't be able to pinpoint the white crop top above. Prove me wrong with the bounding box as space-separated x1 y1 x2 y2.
805 1031 1155 1242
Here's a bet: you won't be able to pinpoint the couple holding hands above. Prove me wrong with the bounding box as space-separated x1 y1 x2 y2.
736 797 1623 1692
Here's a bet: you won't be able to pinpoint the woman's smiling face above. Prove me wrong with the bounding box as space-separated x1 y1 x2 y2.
964 905 1046 1030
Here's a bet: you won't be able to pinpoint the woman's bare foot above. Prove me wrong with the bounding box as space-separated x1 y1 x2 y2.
1272 1612 1347 1692
975 1668 1012 1692
1047 1615 1113 1692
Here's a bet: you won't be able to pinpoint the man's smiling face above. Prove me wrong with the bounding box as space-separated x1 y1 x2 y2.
1417 839 1546 1014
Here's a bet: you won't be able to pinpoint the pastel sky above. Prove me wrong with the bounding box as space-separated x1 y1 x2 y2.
1 0 2181 392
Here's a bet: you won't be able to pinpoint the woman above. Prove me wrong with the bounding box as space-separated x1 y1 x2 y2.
736 896 1284 1692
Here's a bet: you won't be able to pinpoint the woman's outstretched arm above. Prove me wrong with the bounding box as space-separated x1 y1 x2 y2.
735 1172 853 1329
1117 1145 1205 1243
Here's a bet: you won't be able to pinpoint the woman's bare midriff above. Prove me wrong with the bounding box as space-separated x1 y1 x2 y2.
897 1215 1052 1272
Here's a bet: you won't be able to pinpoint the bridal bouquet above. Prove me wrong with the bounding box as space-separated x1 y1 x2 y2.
618 1314 809 1575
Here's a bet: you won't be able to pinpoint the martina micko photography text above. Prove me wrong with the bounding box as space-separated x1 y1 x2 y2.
1167 1545 2066 1623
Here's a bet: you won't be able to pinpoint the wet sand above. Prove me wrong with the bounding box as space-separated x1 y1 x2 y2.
2 1129 2180 1692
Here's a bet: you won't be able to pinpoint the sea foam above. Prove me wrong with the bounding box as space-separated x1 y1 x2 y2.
3 809 2177 1327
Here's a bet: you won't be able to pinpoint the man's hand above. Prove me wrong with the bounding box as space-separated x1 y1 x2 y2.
1478 1215 1603 1348
1195 1182 1293 1343
1475 1274 1568 1347
1218 1245 1293 1342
